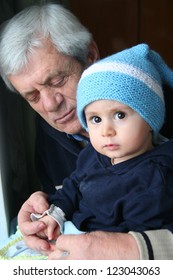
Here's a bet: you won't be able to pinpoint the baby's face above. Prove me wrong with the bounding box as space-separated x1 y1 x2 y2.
85 99 153 164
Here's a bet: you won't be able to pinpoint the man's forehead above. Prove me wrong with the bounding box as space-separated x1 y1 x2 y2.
26 55 71 83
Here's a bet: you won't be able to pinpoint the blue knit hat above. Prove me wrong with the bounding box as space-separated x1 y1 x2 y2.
77 43 173 134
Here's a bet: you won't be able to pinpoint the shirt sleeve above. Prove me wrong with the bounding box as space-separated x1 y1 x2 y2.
129 229 173 259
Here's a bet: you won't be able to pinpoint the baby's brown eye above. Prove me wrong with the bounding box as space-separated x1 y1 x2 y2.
115 112 126 119
91 116 102 123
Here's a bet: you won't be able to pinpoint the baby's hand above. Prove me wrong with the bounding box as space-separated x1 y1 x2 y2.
37 215 61 241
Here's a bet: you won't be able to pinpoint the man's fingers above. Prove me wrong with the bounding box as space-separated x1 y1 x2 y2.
19 217 46 235
23 234 50 253
27 191 49 213
18 203 34 225
29 191 49 213
56 234 83 249
18 191 49 236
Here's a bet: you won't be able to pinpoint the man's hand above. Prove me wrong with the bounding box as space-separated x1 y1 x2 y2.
48 231 140 260
18 191 52 254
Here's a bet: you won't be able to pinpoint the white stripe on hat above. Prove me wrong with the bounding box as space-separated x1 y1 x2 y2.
82 62 164 101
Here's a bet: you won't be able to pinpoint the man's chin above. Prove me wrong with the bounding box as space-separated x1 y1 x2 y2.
53 122 82 135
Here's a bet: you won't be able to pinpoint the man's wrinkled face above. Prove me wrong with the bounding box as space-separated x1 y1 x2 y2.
8 43 85 135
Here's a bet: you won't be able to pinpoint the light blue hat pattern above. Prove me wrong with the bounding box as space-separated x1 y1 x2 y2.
77 44 173 133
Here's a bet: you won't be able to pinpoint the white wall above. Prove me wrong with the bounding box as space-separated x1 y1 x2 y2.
0 170 9 243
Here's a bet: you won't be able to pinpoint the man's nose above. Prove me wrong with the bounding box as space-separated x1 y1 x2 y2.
41 87 63 112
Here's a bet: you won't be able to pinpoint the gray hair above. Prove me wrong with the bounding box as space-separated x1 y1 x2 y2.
0 3 92 91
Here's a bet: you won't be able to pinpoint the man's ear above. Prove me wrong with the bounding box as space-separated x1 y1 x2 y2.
86 40 100 66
